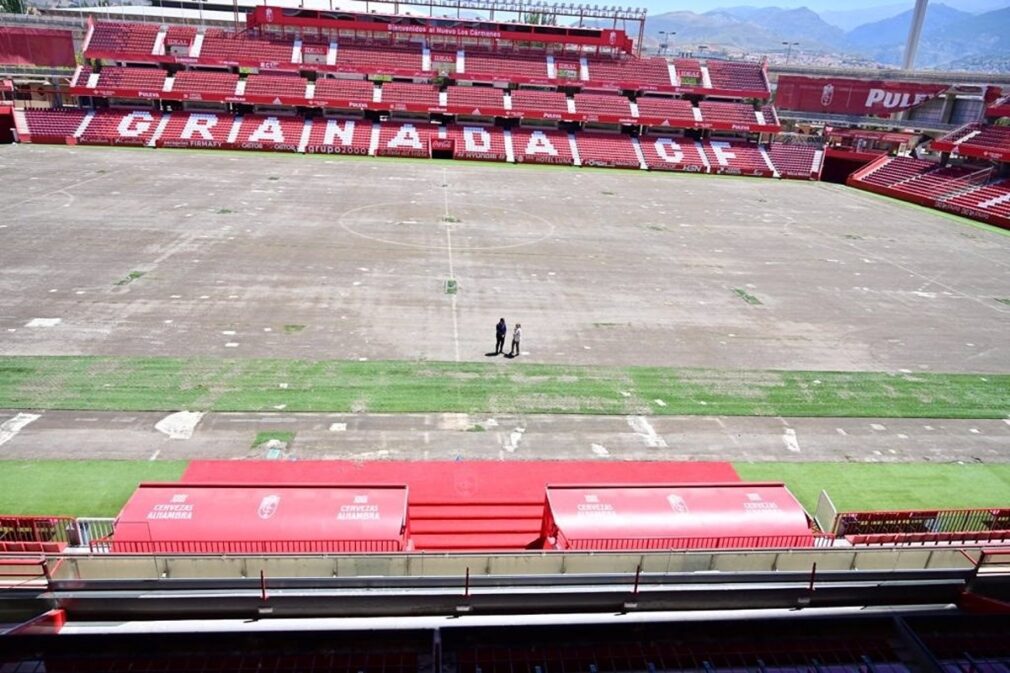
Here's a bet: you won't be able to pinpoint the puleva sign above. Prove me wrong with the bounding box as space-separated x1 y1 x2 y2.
777 76 947 115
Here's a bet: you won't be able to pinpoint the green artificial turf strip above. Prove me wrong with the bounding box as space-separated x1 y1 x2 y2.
1 357 1007 418
0 461 188 517
734 462 1010 514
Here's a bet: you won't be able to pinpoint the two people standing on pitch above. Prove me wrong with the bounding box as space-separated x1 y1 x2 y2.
494 318 522 358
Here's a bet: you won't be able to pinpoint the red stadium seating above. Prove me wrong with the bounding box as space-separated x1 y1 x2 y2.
303 116 373 155
857 156 935 189
769 142 820 179
635 96 696 126
92 66 166 92
448 124 507 162
587 56 671 88
446 85 505 114
573 92 632 120
84 21 158 59
704 140 774 177
376 121 433 158
699 101 758 126
511 127 574 165
380 81 440 109
22 108 86 142
243 73 308 101
945 179 1010 220
706 59 768 95
575 132 640 168
335 43 423 74
640 134 712 172
157 111 236 149
171 70 240 98
312 77 374 107
230 114 305 151
464 51 548 81
932 123 1010 162
510 89 568 117
78 108 163 146
199 33 293 66
849 155 1010 230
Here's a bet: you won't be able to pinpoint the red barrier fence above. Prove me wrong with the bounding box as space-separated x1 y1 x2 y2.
0 27 75 67
0 516 74 553
89 538 404 554
833 508 1010 537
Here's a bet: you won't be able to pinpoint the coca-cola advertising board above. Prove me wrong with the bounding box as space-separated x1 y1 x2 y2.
776 76 947 115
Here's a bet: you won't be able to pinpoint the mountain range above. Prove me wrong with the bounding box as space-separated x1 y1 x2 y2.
639 2 1010 70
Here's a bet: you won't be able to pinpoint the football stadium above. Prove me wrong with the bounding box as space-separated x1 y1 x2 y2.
1 0 1010 669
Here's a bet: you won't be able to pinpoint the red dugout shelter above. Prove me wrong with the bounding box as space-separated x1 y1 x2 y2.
107 483 410 553
541 482 814 551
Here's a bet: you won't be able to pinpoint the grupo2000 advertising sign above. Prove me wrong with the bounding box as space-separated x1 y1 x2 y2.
776 76 947 115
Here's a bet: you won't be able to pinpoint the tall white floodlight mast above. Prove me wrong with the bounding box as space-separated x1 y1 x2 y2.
902 0 929 70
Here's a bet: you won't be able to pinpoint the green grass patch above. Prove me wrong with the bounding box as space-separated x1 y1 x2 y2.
0 460 187 517
283 324 306 334
114 270 145 286
996 298 1010 306
0 357 1008 418
215 208 234 215
734 462 1010 514
442 215 461 223
252 430 295 448
445 279 458 295
732 288 762 305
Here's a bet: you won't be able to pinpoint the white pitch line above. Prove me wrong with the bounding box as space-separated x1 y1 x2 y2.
149 449 161 461
626 416 667 449
782 427 801 453
443 168 461 363
0 412 41 447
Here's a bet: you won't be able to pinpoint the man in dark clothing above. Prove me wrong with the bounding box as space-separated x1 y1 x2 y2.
495 318 507 355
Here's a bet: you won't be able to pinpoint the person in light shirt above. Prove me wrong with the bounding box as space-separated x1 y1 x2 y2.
509 324 522 358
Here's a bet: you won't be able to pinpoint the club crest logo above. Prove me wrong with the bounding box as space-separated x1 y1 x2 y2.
667 494 689 513
258 495 280 520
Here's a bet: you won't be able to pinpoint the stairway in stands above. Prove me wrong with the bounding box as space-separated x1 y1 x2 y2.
409 501 544 551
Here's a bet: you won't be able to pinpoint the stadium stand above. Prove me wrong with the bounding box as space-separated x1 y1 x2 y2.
303 116 373 155
376 121 433 158
945 179 1010 220
849 155 1010 229
573 92 634 120
510 88 569 117
511 127 575 165
230 114 304 151
704 139 775 177
638 134 710 172
336 43 424 74
446 85 506 114
170 70 240 98
635 96 696 126
699 100 759 126
464 51 549 81
706 58 768 95
157 111 236 148
91 66 166 93
380 81 441 109
448 124 508 162
585 56 672 88
243 73 308 101
575 132 641 168
20 108 86 143
198 32 293 66
853 155 935 188
84 20 158 59
78 109 163 146
932 122 1010 162
313 77 375 107
769 142 821 179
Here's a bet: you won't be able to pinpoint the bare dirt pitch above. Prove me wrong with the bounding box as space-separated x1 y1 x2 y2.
2 144 1009 373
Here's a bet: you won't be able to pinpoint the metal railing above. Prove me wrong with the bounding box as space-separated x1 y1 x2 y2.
833 508 1010 537
88 537 406 554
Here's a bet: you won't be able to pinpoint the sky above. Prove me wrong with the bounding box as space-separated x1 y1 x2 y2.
600 0 1007 15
